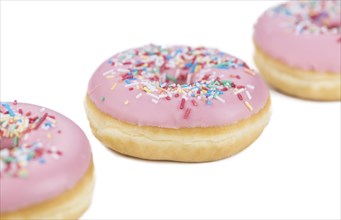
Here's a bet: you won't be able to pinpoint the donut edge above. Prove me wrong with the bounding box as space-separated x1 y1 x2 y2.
0 161 95 220
85 96 271 162
254 43 341 101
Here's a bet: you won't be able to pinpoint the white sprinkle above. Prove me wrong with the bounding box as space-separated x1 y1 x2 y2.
182 95 188 101
117 68 130 73
23 133 29 140
40 108 45 112
201 68 212 73
175 69 181 79
102 69 114 76
135 93 142 99
0 149 9 157
186 73 192 84
52 154 60 160
147 93 159 100
158 94 167 98
247 84 255 90
124 82 139 87
162 73 167 82
152 99 158 104
234 88 245 94
215 96 226 103
246 90 252 100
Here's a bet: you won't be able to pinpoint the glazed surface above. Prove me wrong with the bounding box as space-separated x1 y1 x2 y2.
88 45 269 128
0 102 92 212
254 0 341 73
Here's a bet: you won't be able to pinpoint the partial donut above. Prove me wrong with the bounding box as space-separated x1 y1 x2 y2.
254 0 341 100
0 102 94 219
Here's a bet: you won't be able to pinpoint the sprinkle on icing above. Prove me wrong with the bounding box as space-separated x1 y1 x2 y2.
269 0 341 35
103 44 257 118
0 102 62 178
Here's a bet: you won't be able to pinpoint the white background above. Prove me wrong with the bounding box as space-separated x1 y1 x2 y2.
1 1 340 219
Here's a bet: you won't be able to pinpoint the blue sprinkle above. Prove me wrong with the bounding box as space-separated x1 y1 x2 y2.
39 158 46 164
206 100 212 105
190 62 198 73
185 62 193 68
175 48 182 55
2 102 15 116
125 79 131 84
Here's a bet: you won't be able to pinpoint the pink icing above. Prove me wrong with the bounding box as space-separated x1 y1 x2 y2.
254 0 341 73
87 45 269 128
0 102 92 213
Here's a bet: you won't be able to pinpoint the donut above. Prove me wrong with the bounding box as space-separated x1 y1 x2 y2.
0 102 94 219
254 0 341 100
85 44 271 162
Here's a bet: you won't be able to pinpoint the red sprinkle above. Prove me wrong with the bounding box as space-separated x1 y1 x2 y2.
184 108 191 119
26 111 31 117
13 100 18 105
174 94 180 98
237 94 243 100
180 98 186 109
34 113 48 130
18 108 23 114
166 96 171 101
243 62 250 69
129 87 134 91
191 100 198 106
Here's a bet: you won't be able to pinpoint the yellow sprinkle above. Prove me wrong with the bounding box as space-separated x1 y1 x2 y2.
143 87 151 93
124 100 129 105
244 101 253 111
194 65 201 73
111 83 117 90
47 132 52 139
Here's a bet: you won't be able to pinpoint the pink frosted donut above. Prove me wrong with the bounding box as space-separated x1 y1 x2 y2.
85 44 271 162
0 102 93 219
254 0 341 100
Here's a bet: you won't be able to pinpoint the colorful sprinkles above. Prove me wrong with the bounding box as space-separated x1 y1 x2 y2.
270 0 341 35
0 102 62 178
103 44 258 119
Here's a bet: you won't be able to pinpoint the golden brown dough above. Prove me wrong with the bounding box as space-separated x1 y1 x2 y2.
85 96 271 162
